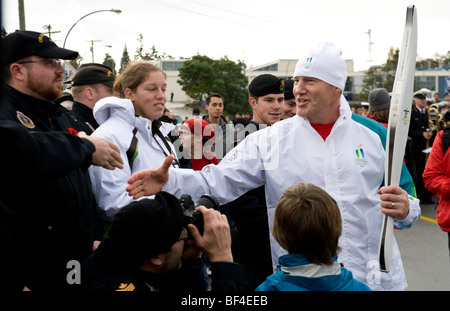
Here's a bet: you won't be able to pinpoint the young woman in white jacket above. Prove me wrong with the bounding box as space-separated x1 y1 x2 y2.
89 62 179 221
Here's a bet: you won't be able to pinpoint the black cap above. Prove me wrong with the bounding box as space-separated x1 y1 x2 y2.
72 64 115 87
413 93 426 100
284 79 294 100
107 192 184 263
2 30 78 65
249 74 285 97
79 63 113 70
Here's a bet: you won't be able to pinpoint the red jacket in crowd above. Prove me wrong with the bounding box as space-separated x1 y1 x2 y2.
423 130 450 232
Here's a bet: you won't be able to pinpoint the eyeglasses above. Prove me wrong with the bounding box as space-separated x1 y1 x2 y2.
177 227 189 242
17 58 62 68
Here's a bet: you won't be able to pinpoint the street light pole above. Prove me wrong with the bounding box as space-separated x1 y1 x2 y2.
63 9 122 49
62 9 121 82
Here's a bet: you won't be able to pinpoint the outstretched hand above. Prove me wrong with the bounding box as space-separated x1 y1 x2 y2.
126 155 173 199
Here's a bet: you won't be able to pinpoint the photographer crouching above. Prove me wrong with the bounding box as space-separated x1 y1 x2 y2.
80 191 252 291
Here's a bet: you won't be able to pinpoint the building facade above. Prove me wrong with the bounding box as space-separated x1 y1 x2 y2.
155 58 450 105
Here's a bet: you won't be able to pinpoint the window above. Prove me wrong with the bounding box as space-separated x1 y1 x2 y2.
255 64 278 71
162 61 185 71
415 76 435 91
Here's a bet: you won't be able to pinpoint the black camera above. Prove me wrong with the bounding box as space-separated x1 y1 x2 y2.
180 194 220 236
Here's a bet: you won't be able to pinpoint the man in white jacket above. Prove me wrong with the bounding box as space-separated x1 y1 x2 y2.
126 42 421 290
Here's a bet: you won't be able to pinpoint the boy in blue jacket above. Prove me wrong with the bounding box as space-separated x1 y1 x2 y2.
256 183 370 291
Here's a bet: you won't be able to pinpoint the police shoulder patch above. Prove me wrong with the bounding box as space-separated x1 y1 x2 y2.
115 282 136 291
16 111 35 129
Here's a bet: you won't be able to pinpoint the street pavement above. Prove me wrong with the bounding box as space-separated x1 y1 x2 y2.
395 200 450 291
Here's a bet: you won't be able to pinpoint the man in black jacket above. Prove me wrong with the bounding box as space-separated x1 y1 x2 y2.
0 30 123 292
202 93 236 159
70 63 115 134
0 121 123 292
405 89 435 203
223 74 284 290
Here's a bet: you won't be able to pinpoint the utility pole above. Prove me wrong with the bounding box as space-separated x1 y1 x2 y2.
43 25 61 39
18 0 26 30
88 40 101 62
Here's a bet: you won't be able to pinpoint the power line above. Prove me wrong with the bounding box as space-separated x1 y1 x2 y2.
147 0 258 28
182 0 284 26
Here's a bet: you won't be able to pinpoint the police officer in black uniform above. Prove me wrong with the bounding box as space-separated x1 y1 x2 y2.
0 120 123 292
0 30 122 292
405 89 435 203
69 63 116 134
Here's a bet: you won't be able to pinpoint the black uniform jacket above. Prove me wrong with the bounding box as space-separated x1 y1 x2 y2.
0 85 101 292
71 101 99 135
81 239 253 292
407 106 431 153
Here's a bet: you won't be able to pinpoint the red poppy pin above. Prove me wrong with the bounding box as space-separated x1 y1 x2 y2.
68 128 78 135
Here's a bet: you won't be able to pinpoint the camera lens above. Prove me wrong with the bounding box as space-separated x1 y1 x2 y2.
195 194 220 210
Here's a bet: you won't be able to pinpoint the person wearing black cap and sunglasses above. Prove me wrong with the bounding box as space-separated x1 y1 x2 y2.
81 191 252 292
0 30 123 292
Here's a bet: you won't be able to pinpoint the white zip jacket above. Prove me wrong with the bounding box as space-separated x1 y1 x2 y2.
163 96 420 290
89 96 178 221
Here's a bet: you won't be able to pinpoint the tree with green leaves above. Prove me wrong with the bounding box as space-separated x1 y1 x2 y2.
359 47 399 100
134 33 174 61
102 53 117 75
119 44 131 74
416 51 450 70
134 33 152 61
177 55 249 114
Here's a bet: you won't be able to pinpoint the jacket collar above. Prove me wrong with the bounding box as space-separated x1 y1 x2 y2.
4 84 62 119
278 253 341 278
295 94 352 133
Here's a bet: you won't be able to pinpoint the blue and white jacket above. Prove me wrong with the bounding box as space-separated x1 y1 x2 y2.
255 253 371 291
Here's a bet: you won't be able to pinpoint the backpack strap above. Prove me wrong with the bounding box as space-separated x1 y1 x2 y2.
126 127 138 169
152 120 180 168
441 126 450 156
442 126 450 156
